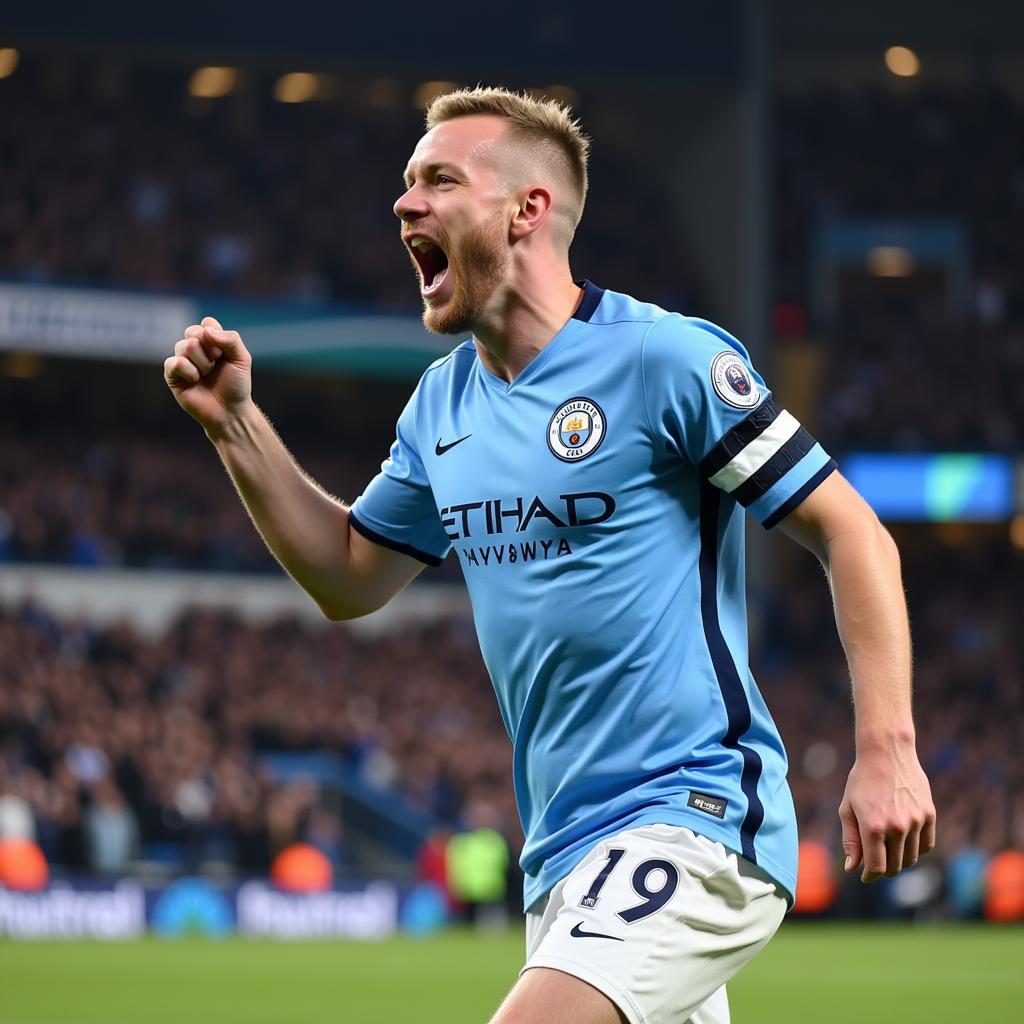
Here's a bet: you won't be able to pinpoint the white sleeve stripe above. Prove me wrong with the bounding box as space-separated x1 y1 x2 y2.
708 410 802 492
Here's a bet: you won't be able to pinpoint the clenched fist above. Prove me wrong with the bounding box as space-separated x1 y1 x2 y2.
164 316 254 438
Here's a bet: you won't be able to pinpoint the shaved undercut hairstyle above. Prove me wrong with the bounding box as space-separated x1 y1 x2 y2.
425 85 591 247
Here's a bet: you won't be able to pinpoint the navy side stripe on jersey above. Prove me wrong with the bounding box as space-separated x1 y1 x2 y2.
698 482 765 864
699 399 819 508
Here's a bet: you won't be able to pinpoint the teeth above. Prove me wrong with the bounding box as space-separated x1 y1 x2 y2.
410 238 436 252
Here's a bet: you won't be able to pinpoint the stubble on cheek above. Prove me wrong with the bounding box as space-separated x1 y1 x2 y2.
422 213 509 336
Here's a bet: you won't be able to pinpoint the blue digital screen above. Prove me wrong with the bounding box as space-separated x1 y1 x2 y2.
842 454 1013 521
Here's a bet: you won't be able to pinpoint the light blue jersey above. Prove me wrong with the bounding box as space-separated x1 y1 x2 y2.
351 282 836 909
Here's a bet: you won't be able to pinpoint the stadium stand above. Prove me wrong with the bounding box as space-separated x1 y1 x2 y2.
774 85 1024 323
1 54 1021 923
0 54 702 315
1 535 1019 916
0 605 512 875
773 85 1024 451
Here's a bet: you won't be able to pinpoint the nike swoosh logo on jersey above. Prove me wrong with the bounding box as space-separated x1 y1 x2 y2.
570 921 623 941
435 434 472 456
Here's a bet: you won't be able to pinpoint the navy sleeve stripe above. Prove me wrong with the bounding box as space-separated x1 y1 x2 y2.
348 511 445 567
761 459 839 530
699 397 783 479
731 427 817 507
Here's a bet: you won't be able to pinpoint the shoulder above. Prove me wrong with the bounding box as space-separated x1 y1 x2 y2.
410 340 477 402
638 311 761 387
639 312 766 420
421 339 477 379
391 342 476 437
591 286 751 368
641 312 752 368
583 287 677 367
588 285 671 328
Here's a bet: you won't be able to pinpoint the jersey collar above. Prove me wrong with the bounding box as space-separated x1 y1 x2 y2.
572 279 605 323
474 281 606 394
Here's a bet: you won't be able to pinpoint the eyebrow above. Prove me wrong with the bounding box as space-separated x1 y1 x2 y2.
402 162 466 188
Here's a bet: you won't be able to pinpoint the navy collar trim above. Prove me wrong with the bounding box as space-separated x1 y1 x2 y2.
572 280 604 323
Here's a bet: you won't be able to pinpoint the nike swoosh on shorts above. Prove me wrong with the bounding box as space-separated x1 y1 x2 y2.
570 921 623 941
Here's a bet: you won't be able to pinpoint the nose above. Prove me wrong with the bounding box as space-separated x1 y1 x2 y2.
394 184 427 222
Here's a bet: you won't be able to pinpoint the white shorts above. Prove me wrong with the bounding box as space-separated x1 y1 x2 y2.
523 824 787 1024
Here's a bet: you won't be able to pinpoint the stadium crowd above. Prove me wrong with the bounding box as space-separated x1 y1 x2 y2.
774 85 1024 322
0 434 362 573
759 538 1023 866
0 607 512 875
773 84 1024 454
0 363 442 575
1 62 1021 918
812 318 1024 453
0 56 700 315
0 539 1019 903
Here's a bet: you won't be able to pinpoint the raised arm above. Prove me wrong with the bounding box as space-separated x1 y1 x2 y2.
777 471 937 882
164 316 424 619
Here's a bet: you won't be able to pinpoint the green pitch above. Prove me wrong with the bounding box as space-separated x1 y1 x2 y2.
1 924 1021 1023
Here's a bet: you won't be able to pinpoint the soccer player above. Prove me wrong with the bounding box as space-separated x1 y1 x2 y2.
164 87 936 1024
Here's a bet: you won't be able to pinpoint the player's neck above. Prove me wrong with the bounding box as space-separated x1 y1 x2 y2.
471 265 582 384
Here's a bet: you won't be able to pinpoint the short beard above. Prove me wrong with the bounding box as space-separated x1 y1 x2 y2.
422 212 509 336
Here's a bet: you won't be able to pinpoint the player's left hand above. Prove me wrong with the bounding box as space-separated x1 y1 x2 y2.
838 741 936 883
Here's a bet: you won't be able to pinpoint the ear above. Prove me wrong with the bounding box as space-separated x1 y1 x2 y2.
509 185 554 242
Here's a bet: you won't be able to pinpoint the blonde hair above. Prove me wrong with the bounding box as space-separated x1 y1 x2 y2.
425 85 590 243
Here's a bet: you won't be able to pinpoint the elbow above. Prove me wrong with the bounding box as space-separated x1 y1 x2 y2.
319 604 353 622
318 598 374 622
316 585 390 622
821 505 900 573
871 515 901 569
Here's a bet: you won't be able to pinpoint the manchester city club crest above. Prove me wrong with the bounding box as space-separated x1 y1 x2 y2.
710 351 761 409
547 397 606 462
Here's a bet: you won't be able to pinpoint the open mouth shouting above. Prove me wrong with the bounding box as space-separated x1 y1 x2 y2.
406 235 452 301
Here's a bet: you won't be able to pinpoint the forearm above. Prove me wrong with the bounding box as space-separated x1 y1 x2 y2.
208 400 358 615
781 473 935 878
822 517 915 750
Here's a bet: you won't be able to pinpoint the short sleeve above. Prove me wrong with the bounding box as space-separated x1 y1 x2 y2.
349 385 452 566
641 314 837 528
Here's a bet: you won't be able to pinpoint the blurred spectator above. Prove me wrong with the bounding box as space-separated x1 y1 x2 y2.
303 806 349 868
84 780 139 874
983 850 1024 923
270 842 334 893
417 826 455 910
792 840 839 916
0 777 35 840
946 845 989 920
447 799 511 932
0 837 49 891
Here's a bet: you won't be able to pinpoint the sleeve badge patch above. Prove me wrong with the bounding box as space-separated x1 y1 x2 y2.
710 351 761 409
